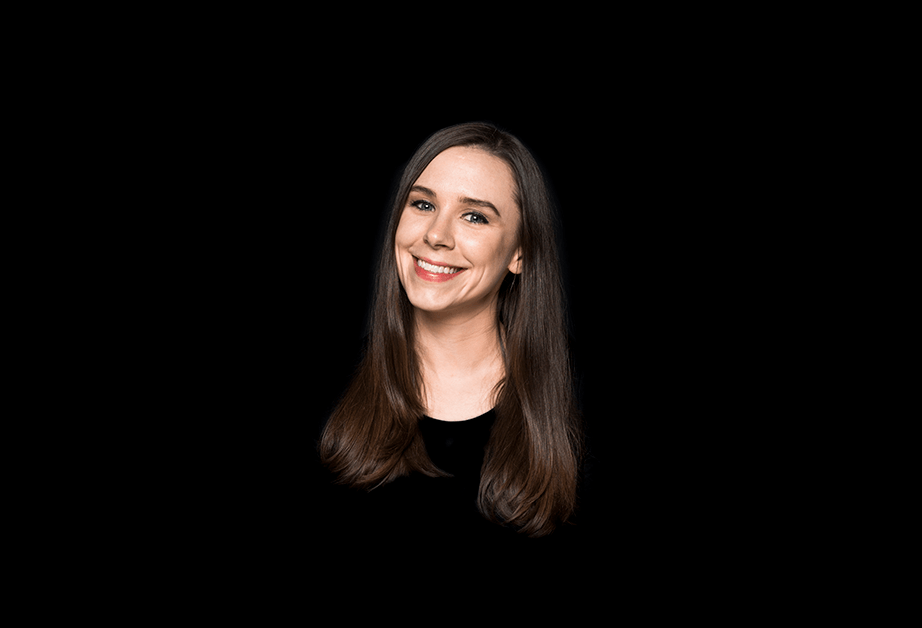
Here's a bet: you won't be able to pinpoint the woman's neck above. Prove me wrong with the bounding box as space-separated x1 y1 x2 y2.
414 302 503 377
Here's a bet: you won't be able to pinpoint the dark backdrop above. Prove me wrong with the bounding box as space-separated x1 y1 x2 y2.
162 103 750 568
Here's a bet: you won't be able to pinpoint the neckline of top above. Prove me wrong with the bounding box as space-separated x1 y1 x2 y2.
422 408 495 424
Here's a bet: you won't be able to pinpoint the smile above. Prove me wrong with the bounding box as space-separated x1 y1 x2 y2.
413 256 466 282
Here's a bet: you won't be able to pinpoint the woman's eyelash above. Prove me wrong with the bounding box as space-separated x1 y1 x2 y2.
411 200 488 225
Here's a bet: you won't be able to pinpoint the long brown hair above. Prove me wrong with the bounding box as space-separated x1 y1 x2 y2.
319 122 582 537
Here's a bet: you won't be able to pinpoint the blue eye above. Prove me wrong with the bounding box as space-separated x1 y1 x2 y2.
463 212 489 225
412 200 435 212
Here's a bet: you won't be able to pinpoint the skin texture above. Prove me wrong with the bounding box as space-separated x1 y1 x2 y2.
394 146 522 421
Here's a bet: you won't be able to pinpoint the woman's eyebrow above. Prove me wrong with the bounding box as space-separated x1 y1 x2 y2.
410 185 500 218
459 196 500 217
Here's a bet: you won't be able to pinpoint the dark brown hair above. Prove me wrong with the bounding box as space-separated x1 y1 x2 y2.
319 122 582 537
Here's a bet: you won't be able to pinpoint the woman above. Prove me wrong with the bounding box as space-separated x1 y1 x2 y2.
319 122 582 539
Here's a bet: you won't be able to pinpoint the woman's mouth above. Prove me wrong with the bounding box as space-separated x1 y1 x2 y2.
413 256 466 282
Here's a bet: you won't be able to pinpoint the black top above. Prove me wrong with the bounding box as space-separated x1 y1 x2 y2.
313 409 595 575
418 409 495 480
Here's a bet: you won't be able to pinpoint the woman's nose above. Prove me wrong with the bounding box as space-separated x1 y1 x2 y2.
423 211 454 249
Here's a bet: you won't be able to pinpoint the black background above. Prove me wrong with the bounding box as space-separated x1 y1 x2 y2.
153 98 765 570
81 26 816 603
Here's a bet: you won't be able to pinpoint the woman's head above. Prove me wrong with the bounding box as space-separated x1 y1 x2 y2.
322 122 581 538
394 145 522 319
383 123 563 333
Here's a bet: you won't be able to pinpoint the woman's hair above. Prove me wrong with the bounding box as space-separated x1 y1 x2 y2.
319 122 582 537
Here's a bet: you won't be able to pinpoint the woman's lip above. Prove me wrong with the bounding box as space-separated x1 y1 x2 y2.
412 255 466 283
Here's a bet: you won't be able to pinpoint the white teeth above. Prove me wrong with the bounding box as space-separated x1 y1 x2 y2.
416 258 459 274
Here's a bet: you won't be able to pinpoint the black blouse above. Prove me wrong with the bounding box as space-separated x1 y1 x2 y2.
315 410 594 575
418 409 495 480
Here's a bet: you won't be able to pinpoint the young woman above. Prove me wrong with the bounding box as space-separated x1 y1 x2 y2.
319 122 582 539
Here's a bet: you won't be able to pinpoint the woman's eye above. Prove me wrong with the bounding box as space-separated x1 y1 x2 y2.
412 200 435 212
463 212 489 225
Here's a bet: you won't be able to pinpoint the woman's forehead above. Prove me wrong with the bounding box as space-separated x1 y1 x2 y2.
414 146 517 212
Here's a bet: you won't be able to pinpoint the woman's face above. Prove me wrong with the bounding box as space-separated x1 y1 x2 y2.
395 146 522 318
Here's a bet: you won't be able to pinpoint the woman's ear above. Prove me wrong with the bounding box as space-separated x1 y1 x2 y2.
508 247 523 275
